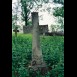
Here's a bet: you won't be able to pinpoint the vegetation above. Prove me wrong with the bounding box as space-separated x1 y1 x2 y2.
53 0 64 31
51 6 64 32
12 33 64 77
20 0 50 26
12 0 64 76
53 0 64 5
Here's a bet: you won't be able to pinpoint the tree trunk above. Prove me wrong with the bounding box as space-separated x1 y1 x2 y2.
24 2 28 26
25 15 27 26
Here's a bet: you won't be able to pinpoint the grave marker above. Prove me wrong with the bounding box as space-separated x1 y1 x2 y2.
30 12 47 75
13 27 19 37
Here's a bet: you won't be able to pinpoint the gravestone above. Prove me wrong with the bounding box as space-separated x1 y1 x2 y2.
23 25 48 34
23 23 48 34
30 12 47 75
39 25 48 34
23 26 33 33
13 27 19 37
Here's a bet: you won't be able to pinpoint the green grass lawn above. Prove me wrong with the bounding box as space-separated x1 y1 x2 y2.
12 33 64 77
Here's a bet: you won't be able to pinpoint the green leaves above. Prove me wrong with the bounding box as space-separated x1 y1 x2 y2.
53 7 64 17
53 0 64 5
12 34 64 77
53 6 64 31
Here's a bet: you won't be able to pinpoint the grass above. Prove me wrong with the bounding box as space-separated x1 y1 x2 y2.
12 33 64 77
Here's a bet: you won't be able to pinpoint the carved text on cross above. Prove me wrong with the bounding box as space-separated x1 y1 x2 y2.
13 27 19 37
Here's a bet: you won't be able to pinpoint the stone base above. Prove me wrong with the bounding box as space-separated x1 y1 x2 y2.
28 61 48 76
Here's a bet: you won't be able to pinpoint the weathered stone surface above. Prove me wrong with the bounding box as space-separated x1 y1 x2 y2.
31 12 47 73
23 25 48 34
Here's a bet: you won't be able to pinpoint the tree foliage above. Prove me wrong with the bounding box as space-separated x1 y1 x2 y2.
53 0 64 31
12 15 16 29
20 0 49 26
53 0 64 5
53 6 64 17
12 0 20 29
12 14 19 29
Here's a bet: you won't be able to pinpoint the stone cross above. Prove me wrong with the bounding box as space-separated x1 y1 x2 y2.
31 12 47 74
13 27 19 37
23 25 48 34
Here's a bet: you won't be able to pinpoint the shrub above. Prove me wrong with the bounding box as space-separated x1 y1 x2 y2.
12 33 64 77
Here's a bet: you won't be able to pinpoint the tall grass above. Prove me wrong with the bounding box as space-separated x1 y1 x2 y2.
12 33 64 77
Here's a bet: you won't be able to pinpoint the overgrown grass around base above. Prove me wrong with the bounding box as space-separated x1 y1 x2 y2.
12 33 64 77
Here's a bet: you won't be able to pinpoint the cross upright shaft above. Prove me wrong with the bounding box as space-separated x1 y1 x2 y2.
29 12 47 75
31 12 44 67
